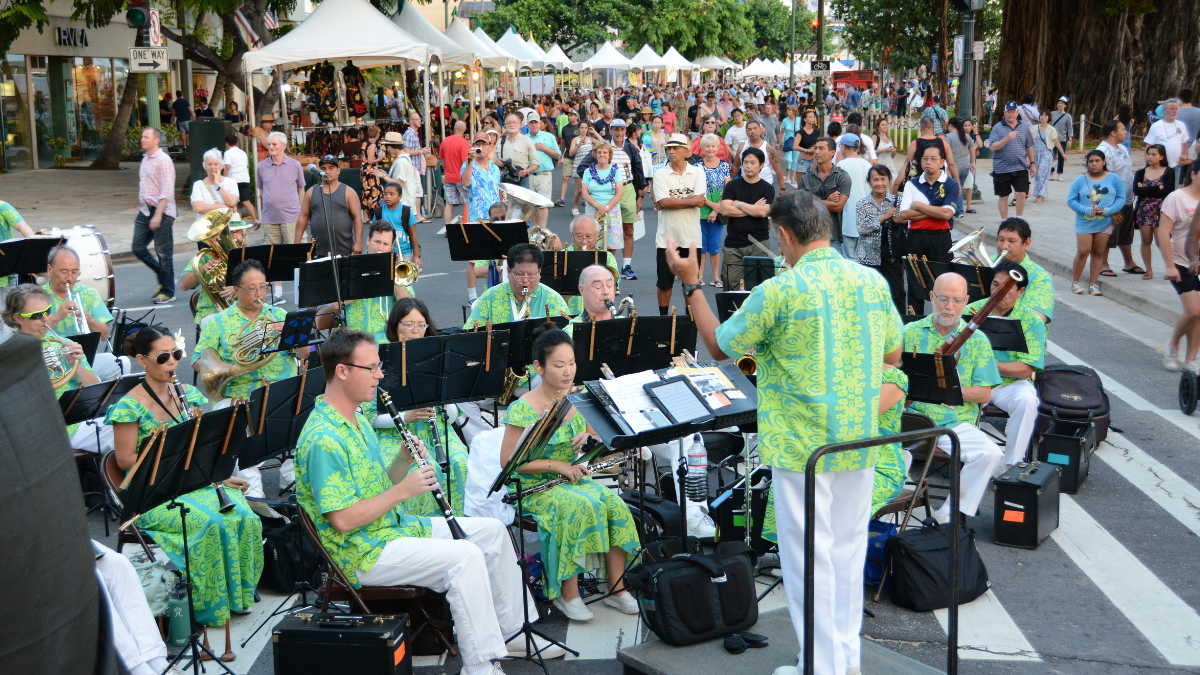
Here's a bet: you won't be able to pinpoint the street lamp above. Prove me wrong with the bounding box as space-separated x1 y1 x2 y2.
956 0 986 120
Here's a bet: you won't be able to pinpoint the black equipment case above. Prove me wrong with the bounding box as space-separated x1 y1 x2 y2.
1036 418 1095 493
273 612 411 675
884 521 990 612
993 462 1061 549
1034 364 1111 444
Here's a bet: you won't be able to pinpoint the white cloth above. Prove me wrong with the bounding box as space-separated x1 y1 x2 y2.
224 145 251 183
92 353 132 381
724 124 749 156
464 426 516 524
738 139 777 185
774 466 873 675
357 517 537 667
71 418 114 455
1144 119 1190 167
934 423 1003 517
988 380 1040 466
94 541 170 675
190 177 239 207
837 157 873 238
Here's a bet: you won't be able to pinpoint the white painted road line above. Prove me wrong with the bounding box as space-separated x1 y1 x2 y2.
563 600 642 660
933 590 1041 661
1052 496 1200 667
1097 434 1200 538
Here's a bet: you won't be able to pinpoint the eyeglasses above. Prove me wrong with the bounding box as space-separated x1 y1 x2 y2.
933 295 968 306
399 321 428 332
237 284 270 295
18 308 50 320
344 362 384 374
510 272 541 280
152 349 184 365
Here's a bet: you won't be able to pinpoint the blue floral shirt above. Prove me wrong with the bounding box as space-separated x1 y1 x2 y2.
461 160 502 222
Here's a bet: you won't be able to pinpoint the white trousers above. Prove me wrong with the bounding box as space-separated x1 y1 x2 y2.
934 423 1003 517
357 517 537 667
93 541 170 675
774 466 873 675
92 353 133 381
70 418 115 454
987 380 1040 466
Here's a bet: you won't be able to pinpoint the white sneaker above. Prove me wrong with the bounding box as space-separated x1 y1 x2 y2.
1185 360 1200 375
273 285 284 300
505 634 566 659
460 661 507 675
571 208 580 216
1164 339 1182 371
933 510 952 525
1088 283 1103 296
1071 282 1085 294
552 595 594 622
772 666 801 675
602 591 639 615
687 512 717 538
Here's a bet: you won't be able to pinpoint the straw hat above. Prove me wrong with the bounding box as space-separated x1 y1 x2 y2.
381 131 405 145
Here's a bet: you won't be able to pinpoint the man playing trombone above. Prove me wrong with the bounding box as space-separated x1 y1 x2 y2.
42 245 130 380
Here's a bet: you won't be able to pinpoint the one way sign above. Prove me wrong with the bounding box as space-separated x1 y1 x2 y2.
129 47 168 73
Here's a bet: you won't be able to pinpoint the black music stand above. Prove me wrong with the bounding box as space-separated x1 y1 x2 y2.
377 331 510 411
0 235 64 282
962 314 1029 353
905 256 994 306
66 331 102 366
259 308 323 354
59 373 143 425
741 256 777 291
715 291 750 323
487 407 580 671
902 313 927 324
571 312 698 384
110 309 156 358
242 365 326 469
118 405 246 675
540 250 614 297
228 243 315 282
445 221 529 262
466 317 570 401
298 253 394 308
900 353 965 406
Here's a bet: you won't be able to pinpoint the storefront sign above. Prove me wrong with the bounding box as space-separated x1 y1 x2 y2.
130 47 168 72
54 27 89 47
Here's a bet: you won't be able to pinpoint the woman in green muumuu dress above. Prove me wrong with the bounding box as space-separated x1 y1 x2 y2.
500 324 640 621
107 326 262 627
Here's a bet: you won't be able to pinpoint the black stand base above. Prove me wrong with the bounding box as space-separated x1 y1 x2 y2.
162 499 235 675
238 581 320 648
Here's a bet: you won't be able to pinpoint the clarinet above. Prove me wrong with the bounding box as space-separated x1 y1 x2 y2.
379 389 469 540
171 373 236 513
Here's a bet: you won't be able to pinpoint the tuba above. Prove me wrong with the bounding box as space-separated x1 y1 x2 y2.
195 315 281 401
43 333 80 389
949 227 1004 268
186 209 238 311
499 183 558 250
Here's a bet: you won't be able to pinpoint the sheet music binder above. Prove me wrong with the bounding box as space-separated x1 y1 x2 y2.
900 353 964 406
58 373 143 425
66 331 102 366
906 257 995 304
962 314 1029 353
569 363 758 450
377 331 511 412
228 243 314 282
570 313 698 383
241 367 325 466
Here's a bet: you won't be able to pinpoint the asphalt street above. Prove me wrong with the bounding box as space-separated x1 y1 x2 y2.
86 171 1200 674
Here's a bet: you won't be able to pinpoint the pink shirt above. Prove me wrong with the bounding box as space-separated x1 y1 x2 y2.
138 148 177 218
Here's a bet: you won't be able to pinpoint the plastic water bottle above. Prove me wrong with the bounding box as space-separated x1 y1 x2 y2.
167 582 191 647
685 433 707 502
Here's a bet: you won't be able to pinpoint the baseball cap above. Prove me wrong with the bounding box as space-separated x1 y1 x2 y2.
1004 101 1019 111
609 118 627 128
472 132 491 144
318 154 339 167
1058 95 1069 103
526 112 541 122
664 133 690 148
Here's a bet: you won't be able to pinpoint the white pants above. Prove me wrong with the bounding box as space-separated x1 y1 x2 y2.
934 423 1003 517
93 353 133 381
70 418 114 455
987 380 1040 466
93 541 170 675
357 517 536 667
774 466 873 675
215 396 293 498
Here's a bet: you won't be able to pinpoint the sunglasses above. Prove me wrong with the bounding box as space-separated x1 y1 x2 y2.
150 349 184 365
18 308 50 320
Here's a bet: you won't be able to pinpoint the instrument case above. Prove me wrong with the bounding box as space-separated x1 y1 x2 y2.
993 462 1061 549
273 612 410 675
1037 419 1094 494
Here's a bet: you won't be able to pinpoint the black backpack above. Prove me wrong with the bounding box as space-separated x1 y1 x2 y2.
885 520 990 612
1034 364 1111 443
253 498 327 594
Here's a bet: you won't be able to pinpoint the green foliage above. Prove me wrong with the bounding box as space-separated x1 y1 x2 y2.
477 0 631 53
743 0 816 61
621 0 758 61
47 136 69 168
830 0 1003 72
100 123 181 161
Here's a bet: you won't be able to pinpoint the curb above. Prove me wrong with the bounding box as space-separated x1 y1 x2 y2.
112 251 138 263
952 220 1182 327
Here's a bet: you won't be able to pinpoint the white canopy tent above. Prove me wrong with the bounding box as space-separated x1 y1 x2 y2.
543 44 577 71
580 42 633 71
497 28 546 69
241 0 436 72
693 55 732 70
392 2 473 67
474 27 527 68
719 56 741 71
661 47 694 69
629 44 668 71
445 18 509 70
831 59 851 72
525 39 551 62
772 59 790 77
737 58 772 79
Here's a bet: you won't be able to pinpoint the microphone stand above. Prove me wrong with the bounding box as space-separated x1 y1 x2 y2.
317 169 347 328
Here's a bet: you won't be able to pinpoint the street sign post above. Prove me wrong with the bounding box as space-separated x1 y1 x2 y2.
130 47 168 73
811 60 831 77
953 35 964 76
973 41 985 61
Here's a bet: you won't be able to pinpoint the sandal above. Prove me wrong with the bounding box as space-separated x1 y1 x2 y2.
966 209 977 214
1122 266 1146 275
1100 269 1118 277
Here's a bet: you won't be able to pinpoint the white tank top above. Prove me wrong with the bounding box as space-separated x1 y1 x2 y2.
739 140 776 185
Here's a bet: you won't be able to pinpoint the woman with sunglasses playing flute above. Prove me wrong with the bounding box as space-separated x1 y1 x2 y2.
106 324 263 629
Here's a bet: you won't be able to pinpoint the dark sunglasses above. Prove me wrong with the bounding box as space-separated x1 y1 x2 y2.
151 349 184 365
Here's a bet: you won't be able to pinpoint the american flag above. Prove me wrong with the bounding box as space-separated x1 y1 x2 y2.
263 10 279 30
232 8 260 44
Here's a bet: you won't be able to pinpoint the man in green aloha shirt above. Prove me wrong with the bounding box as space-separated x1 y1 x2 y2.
966 261 1046 466
995 218 1053 324
903 272 1003 524
295 329 560 675
464 243 569 329
665 190 902 675
42 245 129 379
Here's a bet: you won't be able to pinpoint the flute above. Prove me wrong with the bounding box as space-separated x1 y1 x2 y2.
378 389 469 540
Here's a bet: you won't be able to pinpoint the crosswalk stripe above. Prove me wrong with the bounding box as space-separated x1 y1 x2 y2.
1052 495 1200 666
563 601 641 660
933 590 1041 661
1096 433 1200 538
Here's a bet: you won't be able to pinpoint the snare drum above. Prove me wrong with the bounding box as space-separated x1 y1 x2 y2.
36 226 116 308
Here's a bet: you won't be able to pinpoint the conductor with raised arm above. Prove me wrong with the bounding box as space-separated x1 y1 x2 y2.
664 189 903 675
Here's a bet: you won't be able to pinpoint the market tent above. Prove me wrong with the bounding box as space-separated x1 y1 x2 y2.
719 56 741 71
580 41 633 71
242 0 436 71
497 28 546 69
831 60 851 72
661 47 694 69
525 39 551 62
392 2 473 67
693 55 731 70
475 27 528 68
629 44 668 71
737 58 772 79
444 18 509 70
544 44 577 71
772 59 790 77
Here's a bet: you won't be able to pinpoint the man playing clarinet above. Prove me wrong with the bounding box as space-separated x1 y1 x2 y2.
666 190 903 675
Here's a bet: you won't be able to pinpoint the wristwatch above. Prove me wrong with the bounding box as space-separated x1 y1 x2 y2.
682 283 704 298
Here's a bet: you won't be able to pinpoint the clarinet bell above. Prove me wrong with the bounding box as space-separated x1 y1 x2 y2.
214 483 237 513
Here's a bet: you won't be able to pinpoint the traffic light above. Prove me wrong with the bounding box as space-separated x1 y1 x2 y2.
811 18 819 29
126 0 150 28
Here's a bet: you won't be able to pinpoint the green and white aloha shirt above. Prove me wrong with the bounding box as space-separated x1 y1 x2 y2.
193 303 296 400
965 299 1046 386
902 315 1001 428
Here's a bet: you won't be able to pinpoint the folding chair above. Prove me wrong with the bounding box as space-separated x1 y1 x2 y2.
99 450 159 561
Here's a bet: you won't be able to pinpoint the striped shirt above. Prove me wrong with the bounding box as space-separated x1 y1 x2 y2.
403 128 425 174
138 148 176 217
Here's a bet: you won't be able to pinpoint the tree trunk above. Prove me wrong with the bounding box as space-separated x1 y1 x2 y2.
998 0 1200 139
90 54 142 169
210 71 227 114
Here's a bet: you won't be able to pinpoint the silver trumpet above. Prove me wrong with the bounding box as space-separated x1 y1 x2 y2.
66 282 87 334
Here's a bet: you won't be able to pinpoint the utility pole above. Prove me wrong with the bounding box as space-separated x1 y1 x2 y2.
816 0 824 130
789 0 797 90
956 0 985 120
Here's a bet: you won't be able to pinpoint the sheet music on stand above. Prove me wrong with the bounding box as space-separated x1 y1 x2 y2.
570 312 698 383
445 221 530 262
58 373 143 424
228 243 314 282
540 250 615 297
962 314 1029 353
298 253 394 307
906 257 994 304
377 331 510 412
0 235 65 280
715 291 751 323
66 331 102 366
900 353 964 406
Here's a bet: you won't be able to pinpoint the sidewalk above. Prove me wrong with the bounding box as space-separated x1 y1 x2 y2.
955 154 1184 327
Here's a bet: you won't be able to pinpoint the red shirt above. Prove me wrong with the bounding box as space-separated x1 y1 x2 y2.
441 134 470 184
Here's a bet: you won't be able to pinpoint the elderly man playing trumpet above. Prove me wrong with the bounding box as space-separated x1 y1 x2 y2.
563 214 619 316
42 244 132 380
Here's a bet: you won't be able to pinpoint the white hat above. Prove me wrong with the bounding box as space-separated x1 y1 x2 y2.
1058 95 1069 103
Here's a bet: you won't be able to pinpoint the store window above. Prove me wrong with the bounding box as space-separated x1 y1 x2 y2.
0 55 33 172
